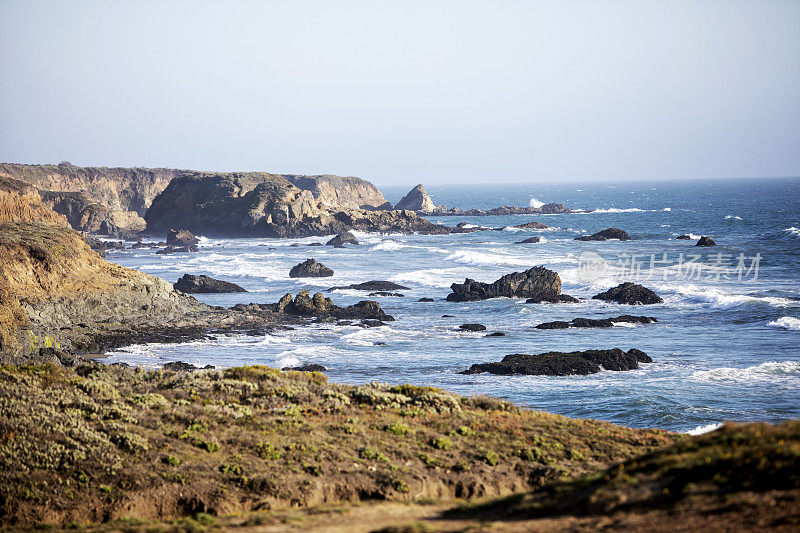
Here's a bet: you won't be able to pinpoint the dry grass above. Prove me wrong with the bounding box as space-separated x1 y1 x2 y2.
0 362 676 527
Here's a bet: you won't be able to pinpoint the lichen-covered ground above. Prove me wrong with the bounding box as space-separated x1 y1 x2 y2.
0 362 675 528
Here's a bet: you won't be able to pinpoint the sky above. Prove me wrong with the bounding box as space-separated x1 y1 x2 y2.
1 1 799 186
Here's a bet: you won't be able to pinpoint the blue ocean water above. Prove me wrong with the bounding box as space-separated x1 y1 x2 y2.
103 177 800 433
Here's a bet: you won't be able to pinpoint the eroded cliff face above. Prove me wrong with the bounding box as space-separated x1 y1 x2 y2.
0 163 179 215
0 176 197 359
285 174 390 211
146 172 448 237
1 163 393 236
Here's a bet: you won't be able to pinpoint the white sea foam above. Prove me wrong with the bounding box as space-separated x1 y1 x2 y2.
444 249 531 267
692 361 800 384
725 215 743 220
372 240 404 251
686 423 723 436
671 285 796 309
663 207 672 211
672 233 702 240
784 227 800 237
390 267 470 288
342 326 394 346
767 317 800 331
529 197 545 208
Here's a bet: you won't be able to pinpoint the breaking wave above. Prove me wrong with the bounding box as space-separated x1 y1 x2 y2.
767 317 800 331
692 361 800 384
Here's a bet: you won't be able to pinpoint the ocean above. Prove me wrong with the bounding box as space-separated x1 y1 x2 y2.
102 177 800 433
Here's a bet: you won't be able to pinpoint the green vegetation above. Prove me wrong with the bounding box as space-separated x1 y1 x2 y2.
0 362 675 527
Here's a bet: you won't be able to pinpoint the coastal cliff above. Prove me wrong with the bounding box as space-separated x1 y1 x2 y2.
146 171 449 237
0 163 396 237
0 176 201 359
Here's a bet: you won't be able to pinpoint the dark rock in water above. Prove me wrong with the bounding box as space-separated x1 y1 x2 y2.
163 361 215 372
327 231 358 247
575 228 631 241
456 221 470 228
167 228 200 246
85 237 125 256
418 297 434 302
536 315 657 329
394 184 436 213
447 266 562 302
460 348 650 376
459 323 487 331
336 320 353 326
592 282 663 305
525 294 580 304
696 236 717 246
368 291 405 297
289 258 334 278
261 290 394 321
131 240 152 249
174 274 247 294
514 221 549 229
283 363 326 372
309 242 324 246
333 301 394 321
290 243 301 247
441 315 455 318
676 235 692 240
485 331 506 337
328 280 410 291
627 348 653 363
515 236 541 244
156 245 198 254
535 321 571 330
374 341 387 346
360 319 386 328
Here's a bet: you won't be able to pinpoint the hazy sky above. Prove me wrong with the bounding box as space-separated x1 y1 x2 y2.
1 1 799 185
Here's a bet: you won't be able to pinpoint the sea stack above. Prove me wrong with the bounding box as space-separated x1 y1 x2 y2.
394 184 436 213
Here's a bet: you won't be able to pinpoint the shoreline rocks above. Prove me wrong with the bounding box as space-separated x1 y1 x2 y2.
394 184 437 213
535 315 657 329
327 231 358 247
458 323 487 331
696 236 717 246
575 228 631 241
329 281 410 291
289 258 334 278
592 283 663 305
174 274 247 294
447 266 563 302
515 236 541 244
234 291 394 321
167 228 199 247
461 348 652 376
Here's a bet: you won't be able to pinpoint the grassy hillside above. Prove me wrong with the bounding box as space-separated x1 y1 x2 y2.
0 362 675 527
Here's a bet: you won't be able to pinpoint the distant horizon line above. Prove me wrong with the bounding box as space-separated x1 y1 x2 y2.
2 159 798 187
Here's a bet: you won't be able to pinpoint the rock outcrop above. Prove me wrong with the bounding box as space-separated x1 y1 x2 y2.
289 259 334 278
592 283 663 305
514 221 550 229
174 274 247 294
0 163 176 235
515 236 541 244
145 172 449 238
235 291 394 321
167 229 199 246
676 235 692 240
446 267 564 302
575 228 631 241
696 236 717 246
327 231 358 247
0 175 300 363
461 348 652 376
535 315 657 329
328 281 410 292
394 184 436 213
434 203 572 216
